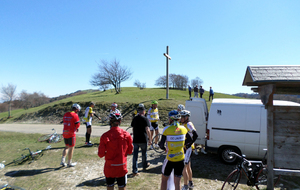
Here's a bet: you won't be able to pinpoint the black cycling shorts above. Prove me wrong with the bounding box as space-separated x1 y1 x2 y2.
106 174 127 187
64 136 76 147
150 122 158 131
162 159 184 178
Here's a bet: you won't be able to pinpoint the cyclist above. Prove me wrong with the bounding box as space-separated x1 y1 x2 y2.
83 102 95 146
177 104 185 112
110 102 121 114
180 110 199 190
147 100 159 150
159 110 188 190
61 103 81 167
98 112 133 190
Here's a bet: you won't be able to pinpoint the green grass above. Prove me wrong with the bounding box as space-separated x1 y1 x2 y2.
0 87 242 124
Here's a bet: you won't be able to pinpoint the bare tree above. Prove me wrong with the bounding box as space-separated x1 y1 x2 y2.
134 80 146 90
90 59 132 94
19 90 49 109
191 77 203 88
1 83 17 117
155 75 167 88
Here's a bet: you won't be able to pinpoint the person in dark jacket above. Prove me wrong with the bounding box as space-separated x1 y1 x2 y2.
199 86 204 98
131 104 151 176
209 87 214 101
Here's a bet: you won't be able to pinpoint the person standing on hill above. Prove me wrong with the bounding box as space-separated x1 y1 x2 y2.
199 86 205 98
83 102 95 146
209 87 214 101
147 100 160 150
193 85 199 98
61 103 81 167
131 104 151 176
98 112 133 190
188 85 192 98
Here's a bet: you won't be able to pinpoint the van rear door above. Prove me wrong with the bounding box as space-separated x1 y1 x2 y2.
185 100 207 145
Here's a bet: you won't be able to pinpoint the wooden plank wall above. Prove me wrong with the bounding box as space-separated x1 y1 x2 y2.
274 106 300 170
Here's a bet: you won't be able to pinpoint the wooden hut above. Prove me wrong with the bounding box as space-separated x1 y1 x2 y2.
243 65 300 189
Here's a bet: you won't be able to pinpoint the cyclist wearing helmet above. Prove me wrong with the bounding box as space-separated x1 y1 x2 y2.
180 110 199 190
98 112 133 190
83 102 95 146
110 102 121 114
159 110 188 190
177 104 185 112
61 103 81 167
147 100 160 150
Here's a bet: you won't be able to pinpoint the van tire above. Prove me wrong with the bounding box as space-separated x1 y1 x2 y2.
218 146 241 165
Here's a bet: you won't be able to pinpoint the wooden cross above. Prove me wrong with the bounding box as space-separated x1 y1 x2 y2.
164 46 171 99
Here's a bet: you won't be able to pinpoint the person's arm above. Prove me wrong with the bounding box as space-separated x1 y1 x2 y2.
126 133 133 155
146 126 151 145
98 135 106 158
159 135 167 151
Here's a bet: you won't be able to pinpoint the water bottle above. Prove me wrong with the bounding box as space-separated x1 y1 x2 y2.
0 163 5 169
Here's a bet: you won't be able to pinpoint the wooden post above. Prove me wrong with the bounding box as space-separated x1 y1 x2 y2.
259 84 275 190
164 46 171 99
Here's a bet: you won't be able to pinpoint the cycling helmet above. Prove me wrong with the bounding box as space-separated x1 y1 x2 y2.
111 103 118 107
137 103 145 110
72 103 81 111
177 104 185 111
168 110 181 120
109 112 122 122
180 110 191 117
151 100 158 105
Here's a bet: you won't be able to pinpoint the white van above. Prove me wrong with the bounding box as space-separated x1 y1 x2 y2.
206 98 300 164
185 98 208 145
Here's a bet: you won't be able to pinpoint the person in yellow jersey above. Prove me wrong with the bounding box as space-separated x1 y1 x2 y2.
83 102 95 146
159 110 191 190
180 110 198 190
147 100 159 149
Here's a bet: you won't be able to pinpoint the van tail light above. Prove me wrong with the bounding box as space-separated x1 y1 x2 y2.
206 129 210 140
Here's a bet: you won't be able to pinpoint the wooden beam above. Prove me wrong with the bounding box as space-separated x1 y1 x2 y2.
258 84 275 106
266 93 274 190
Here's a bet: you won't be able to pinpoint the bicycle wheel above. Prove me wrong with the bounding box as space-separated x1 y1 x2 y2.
221 169 241 190
49 134 63 143
151 134 164 153
13 155 29 165
126 126 133 137
38 134 52 142
255 168 281 189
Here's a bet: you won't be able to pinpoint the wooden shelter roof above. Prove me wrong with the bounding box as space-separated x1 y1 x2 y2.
242 65 300 94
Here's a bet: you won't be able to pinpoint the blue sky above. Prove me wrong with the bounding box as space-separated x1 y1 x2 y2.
1 0 300 99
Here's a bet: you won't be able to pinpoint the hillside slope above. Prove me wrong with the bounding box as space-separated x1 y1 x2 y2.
0 87 242 125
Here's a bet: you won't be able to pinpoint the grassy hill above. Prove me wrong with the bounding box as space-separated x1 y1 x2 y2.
0 87 242 125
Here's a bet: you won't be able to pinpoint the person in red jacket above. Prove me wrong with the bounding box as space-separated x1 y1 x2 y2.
98 112 133 190
61 103 81 167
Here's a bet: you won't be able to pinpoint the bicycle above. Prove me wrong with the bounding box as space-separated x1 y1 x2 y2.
12 145 52 165
221 152 280 190
38 128 63 143
0 184 25 190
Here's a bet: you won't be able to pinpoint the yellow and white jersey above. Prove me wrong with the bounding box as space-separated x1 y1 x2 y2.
183 121 196 149
147 107 159 123
162 122 187 162
84 107 93 123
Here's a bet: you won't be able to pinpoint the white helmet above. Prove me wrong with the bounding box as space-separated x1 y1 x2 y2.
72 103 81 111
180 110 191 117
178 104 185 111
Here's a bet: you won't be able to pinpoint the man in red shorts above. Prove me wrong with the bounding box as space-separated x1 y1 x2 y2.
98 112 133 190
60 103 81 167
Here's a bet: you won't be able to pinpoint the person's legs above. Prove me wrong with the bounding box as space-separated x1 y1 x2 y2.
161 175 169 190
154 129 159 145
174 176 181 190
67 146 75 163
140 143 148 169
132 143 139 174
187 163 193 181
85 125 92 144
182 165 188 186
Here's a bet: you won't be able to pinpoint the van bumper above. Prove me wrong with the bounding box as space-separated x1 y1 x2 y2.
205 142 218 154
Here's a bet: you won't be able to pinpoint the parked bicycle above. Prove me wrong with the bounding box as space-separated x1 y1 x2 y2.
221 152 280 190
0 184 25 190
38 128 63 143
12 145 51 166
